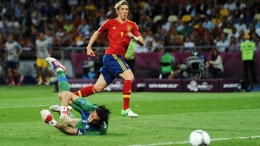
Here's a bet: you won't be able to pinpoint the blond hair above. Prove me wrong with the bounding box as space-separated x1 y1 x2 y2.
114 0 129 13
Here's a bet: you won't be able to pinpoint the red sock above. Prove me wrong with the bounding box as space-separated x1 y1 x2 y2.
74 85 96 97
9 76 14 83
123 80 132 110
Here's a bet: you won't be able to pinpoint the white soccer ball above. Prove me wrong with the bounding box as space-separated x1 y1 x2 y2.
189 130 210 146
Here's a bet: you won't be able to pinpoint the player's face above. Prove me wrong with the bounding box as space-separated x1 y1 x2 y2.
118 5 129 20
8 36 13 42
39 33 44 40
87 110 100 125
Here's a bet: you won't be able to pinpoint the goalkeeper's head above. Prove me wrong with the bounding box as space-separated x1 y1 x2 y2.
87 105 111 128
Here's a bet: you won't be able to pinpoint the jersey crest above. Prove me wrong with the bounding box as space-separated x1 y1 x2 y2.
127 25 132 32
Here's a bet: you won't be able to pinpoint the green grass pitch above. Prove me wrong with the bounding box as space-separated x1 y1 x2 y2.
0 85 260 146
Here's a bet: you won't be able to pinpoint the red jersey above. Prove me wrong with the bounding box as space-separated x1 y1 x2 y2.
98 18 141 58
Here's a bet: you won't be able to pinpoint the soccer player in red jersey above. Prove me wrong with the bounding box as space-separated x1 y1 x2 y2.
74 0 144 117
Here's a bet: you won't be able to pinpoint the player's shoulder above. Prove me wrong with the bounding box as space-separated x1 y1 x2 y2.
127 19 134 23
127 19 137 25
103 18 116 24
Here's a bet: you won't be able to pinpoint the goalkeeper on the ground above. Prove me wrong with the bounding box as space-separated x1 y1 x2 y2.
40 57 110 135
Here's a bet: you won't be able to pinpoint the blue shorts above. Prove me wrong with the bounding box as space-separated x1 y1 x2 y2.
99 54 130 85
7 61 18 69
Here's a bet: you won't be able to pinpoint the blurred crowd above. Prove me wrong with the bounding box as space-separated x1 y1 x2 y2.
0 0 260 53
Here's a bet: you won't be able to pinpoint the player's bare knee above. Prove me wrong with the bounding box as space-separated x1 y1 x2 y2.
58 91 68 100
93 86 103 92
58 92 63 99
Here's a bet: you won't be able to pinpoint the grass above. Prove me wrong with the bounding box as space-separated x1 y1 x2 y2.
0 85 260 146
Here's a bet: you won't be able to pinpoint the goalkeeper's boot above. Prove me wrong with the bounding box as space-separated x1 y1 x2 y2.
121 108 138 118
49 105 75 118
50 105 72 112
45 57 66 72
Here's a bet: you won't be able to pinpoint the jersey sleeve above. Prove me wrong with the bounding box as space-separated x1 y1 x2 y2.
16 43 22 50
98 20 110 35
132 22 141 37
47 43 51 49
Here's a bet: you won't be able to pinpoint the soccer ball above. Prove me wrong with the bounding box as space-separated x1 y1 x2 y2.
189 130 210 146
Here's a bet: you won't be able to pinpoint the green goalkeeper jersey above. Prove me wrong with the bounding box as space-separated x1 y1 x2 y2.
72 98 108 135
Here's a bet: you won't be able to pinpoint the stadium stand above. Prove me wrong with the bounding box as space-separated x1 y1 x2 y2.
0 0 260 84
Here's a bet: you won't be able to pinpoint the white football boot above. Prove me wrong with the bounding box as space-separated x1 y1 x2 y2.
121 108 138 118
50 105 72 112
45 57 66 72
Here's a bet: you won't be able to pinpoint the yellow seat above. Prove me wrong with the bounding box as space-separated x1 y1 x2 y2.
212 18 221 25
153 15 162 23
181 15 192 23
139 1 146 9
254 13 260 20
220 9 229 18
167 15 178 23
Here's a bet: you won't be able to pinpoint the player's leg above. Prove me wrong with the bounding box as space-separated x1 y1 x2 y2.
74 58 114 97
36 58 43 85
43 60 51 85
46 57 77 122
7 61 15 86
249 61 257 84
243 61 249 80
118 69 138 117
111 54 137 117
13 61 23 85
46 57 85 118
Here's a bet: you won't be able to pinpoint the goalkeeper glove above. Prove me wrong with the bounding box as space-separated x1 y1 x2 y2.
40 109 57 126
59 106 70 123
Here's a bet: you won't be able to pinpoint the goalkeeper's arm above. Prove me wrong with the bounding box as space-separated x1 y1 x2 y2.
40 109 78 135
54 124 78 135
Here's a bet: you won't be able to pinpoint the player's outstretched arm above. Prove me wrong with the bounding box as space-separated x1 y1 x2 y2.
40 109 78 135
54 124 78 135
86 31 100 56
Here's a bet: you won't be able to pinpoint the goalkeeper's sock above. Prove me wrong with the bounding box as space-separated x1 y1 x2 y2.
57 70 70 91
74 85 96 97
122 80 132 110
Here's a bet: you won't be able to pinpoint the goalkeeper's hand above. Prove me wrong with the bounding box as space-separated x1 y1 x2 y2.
59 106 70 123
40 109 57 126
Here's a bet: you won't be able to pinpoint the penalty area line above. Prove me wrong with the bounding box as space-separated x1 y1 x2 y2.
0 105 50 109
129 135 260 146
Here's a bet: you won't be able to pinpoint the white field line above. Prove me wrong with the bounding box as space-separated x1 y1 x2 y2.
129 135 260 146
0 105 50 109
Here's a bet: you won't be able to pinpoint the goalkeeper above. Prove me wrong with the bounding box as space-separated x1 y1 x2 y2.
40 57 111 135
